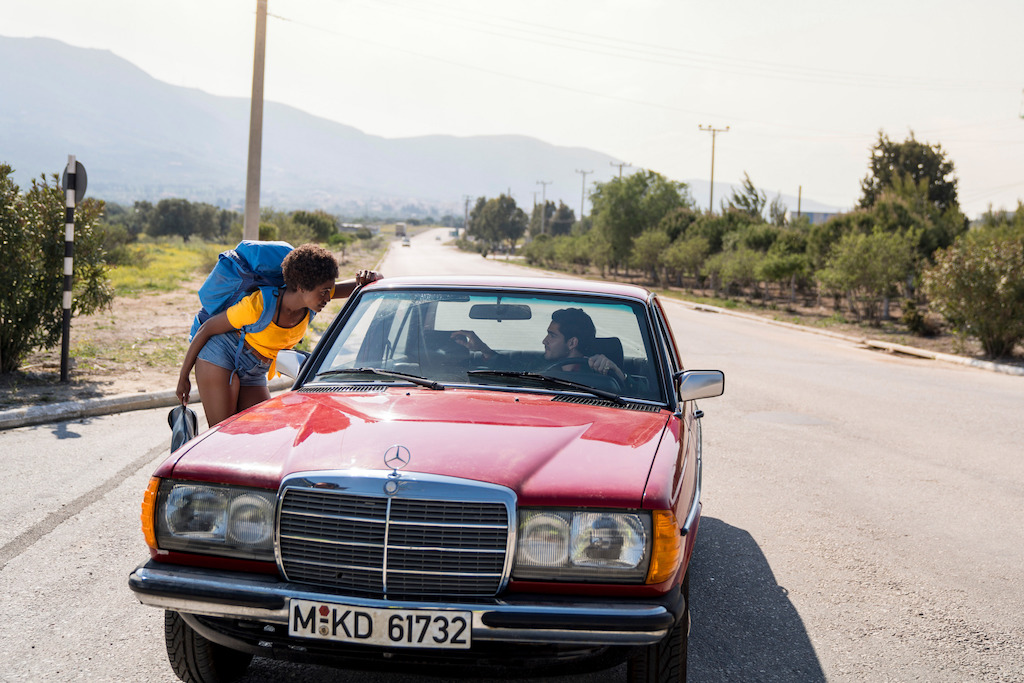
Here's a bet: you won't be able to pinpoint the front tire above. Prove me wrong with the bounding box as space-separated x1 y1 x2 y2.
164 611 253 683
626 573 689 682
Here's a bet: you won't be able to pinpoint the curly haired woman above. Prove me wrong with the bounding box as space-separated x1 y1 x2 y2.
177 244 380 426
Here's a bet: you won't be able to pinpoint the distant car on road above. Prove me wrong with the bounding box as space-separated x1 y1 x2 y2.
130 275 724 683
402 236 411 247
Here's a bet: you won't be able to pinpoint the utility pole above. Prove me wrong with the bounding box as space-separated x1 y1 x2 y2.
610 160 631 178
575 169 592 221
462 194 472 237
698 124 729 215
243 0 268 241
536 180 552 234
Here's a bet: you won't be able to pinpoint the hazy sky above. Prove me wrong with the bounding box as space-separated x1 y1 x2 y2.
4 0 1024 217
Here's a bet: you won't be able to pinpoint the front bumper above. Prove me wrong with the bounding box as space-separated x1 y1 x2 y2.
129 561 682 646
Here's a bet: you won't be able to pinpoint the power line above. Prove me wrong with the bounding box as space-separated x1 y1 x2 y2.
358 0 1016 92
261 8 881 141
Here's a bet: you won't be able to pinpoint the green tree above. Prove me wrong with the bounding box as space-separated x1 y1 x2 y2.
293 210 337 243
924 233 1024 358
257 207 313 245
871 174 967 260
554 234 593 273
658 206 699 242
469 195 527 253
548 202 576 236
468 196 487 237
1 166 113 373
758 229 809 302
663 236 710 287
689 207 752 254
726 172 767 220
768 193 788 227
859 130 960 215
590 170 693 271
192 203 219 241
817 228 918 324
806 211 874 272
630 229 671 284
529 200 555 237
706 247 764 298
976 202 1024 240
148 198 195 240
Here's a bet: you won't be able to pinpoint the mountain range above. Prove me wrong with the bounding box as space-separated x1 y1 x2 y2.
0 36 841 218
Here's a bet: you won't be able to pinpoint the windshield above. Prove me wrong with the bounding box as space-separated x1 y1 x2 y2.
310 289 665 403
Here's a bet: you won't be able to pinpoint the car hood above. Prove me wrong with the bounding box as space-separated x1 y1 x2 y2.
168 389 670 508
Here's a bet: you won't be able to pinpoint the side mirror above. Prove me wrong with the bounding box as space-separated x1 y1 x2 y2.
277 349 310 380
674 370 725 401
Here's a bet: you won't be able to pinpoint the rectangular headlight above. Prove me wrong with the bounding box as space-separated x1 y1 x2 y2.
155 480 276 561
513 509 652 583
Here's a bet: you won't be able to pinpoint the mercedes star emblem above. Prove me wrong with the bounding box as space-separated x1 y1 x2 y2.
384 445 411 475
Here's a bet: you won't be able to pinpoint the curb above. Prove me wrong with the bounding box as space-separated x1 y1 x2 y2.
672 300 1024 377
0 378 292 431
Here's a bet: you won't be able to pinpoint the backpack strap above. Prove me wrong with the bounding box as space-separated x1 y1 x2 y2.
229 286 282 385
228 287 315 383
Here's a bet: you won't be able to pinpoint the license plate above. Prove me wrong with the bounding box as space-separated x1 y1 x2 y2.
288 599 472 649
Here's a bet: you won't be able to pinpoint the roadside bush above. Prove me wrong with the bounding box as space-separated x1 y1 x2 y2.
0 166 113 373
817 228 917 324
901 299 943 337
924 235 1024 358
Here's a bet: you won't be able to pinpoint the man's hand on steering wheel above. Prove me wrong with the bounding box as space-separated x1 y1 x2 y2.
587 354 625 382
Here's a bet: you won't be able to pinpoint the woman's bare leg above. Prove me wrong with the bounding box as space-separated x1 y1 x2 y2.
238 385 272 413
194 359 240 426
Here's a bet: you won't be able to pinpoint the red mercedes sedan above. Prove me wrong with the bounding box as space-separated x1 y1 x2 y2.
130 276 724 683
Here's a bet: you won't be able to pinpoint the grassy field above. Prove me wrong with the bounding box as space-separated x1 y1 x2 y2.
107 239 226 297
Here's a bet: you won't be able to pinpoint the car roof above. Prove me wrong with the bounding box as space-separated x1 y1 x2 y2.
366 275 653 302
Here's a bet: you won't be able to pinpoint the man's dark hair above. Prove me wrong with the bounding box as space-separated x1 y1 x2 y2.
551 308 595 354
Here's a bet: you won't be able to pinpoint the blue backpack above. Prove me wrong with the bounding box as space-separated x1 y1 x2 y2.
189 240 296 341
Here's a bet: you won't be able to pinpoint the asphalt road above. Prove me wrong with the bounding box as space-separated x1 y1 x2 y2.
2 228 1021 682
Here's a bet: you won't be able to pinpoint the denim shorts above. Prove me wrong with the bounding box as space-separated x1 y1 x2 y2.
196 331 271 387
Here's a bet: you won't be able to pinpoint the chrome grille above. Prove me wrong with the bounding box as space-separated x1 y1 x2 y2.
278 476 512 598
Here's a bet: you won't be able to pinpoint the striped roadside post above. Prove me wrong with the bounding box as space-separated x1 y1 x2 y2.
60 155 87 383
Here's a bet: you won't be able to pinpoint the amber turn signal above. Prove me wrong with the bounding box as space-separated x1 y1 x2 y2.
141 477 161 550
645 510 682 584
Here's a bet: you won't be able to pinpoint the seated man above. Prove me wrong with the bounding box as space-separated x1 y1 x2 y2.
452 308 626 384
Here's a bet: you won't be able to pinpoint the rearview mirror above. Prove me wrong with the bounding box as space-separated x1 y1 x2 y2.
469 304 532 321
674 370 725 401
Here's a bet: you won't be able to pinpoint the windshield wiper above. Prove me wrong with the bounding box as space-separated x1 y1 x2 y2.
467 370 623 404
313 368 444 390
